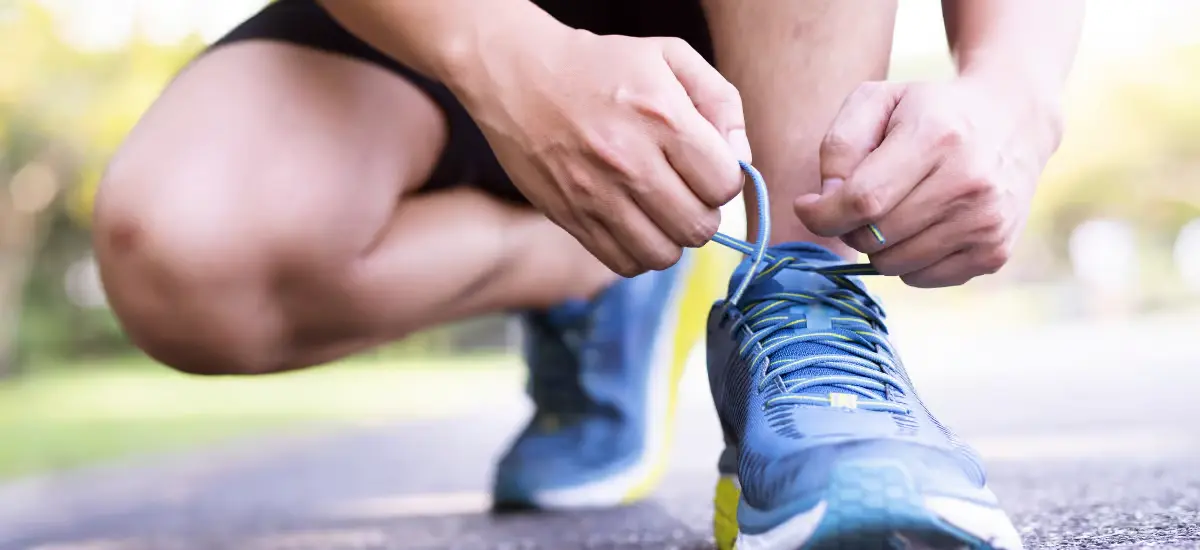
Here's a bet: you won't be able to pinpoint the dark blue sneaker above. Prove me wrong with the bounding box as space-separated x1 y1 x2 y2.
492 251 710 509
705 163 1022 549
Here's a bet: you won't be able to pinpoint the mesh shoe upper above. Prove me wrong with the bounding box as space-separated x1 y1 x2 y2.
706 243 993 528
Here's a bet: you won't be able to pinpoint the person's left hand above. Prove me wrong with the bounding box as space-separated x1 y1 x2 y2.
794 77 1064 288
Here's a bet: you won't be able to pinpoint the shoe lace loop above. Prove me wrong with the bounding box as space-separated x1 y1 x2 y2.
709 162 910 414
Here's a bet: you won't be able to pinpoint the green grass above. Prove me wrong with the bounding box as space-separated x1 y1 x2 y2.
0 354 522 481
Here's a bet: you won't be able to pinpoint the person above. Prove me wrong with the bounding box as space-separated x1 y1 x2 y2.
92 0 1083 547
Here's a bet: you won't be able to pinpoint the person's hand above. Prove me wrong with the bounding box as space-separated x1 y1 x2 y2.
455 29 751 277
794 77 1063 287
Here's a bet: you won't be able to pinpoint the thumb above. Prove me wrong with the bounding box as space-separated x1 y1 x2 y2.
657 37 752 163
819 82 904 185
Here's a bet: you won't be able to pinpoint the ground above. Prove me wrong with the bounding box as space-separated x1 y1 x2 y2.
2 309 1199 549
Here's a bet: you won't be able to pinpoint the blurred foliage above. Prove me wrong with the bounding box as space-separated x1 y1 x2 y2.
1 3 198 372
1036 44 1200 242
1 1 1199 371
1 3 200 224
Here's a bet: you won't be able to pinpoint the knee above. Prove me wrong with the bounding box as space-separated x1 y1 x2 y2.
93 166 290 376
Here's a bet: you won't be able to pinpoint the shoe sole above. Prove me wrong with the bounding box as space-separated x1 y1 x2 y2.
494 249 727 510
714 460 1024 550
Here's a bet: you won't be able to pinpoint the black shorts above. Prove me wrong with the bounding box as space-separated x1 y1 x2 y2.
212 0 713 204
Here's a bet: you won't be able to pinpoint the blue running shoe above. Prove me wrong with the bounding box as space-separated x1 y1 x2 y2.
705 163 1023 550
492 250 715 510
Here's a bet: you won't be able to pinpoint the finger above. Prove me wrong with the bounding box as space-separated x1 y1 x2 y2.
899 251 980 289
627 157 723 248
572 210 641 277
839 168 962 254
840 224 891 255
818 81 904 183
901 232 1012 288
656 37 752 164
656 37 746 207
662 109 745 209
600 196 684 273
867 219 971 277
796 121 939 237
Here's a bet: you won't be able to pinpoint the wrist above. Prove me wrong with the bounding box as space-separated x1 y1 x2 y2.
436 6 571 105
959 60 1066 153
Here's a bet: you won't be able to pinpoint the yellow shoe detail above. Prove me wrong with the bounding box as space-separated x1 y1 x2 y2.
713 475 741 550
620 246 733 504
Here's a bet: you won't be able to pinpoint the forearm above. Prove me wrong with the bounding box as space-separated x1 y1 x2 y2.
942 0 1084 102
315 0 566 92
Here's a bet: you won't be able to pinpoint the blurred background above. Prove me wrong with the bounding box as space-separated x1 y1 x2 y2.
1 0 1199 485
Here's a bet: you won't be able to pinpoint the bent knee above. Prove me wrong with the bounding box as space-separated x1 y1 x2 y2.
94 170 292 376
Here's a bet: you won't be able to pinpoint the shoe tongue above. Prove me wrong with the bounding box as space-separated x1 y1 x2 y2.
728 242 881 402
728 242 847 314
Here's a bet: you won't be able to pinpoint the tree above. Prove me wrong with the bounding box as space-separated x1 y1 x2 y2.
0 2 196 373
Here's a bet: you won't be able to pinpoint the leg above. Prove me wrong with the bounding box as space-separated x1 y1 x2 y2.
703 0 898 255
95 40 612 375
97 0 706 512
490 0 721 510
698 2 1024 549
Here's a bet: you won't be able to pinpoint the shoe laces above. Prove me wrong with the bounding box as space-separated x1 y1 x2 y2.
709 162 910 414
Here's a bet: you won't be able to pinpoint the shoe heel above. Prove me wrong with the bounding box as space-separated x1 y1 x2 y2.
713 474 741 550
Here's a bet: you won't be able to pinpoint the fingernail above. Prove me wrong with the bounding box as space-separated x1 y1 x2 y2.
796 193 821 207
727 129 752 162
821 178 843 194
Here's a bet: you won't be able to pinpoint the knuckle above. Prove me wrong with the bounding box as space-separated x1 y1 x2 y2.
804 216 838 238
614 85 680 132
842 235 867 254
820 132 854 158
959 172 998 203
899 273 929 288
623 175 656 201
846 187 885 221
585 129 649 185
846 81 882 104
571 189 608 220
646 245 683 271
846 229 878 254
849 82 877 96
612 259 643 278
686 210 721 246
713 172 743 204
977 208 1007 235
975 245 1010 274
902 272 960 289
869 255 903 277
715 79 744 108
932 123 964 149
656 36 691 54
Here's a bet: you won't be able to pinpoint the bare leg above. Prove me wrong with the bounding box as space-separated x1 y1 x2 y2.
702 0 898 256
95 42 613 375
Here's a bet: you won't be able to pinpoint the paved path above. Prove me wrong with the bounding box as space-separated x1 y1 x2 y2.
3 311 1200 549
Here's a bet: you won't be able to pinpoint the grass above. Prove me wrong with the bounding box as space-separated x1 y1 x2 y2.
0 354 522 481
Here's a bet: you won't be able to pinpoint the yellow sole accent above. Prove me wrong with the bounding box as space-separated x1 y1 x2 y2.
620 245 736 504
713 475 741 550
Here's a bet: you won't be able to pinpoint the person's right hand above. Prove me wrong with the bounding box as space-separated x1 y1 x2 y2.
455 29 752 276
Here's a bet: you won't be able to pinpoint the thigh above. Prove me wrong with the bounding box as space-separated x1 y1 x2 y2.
94 27 451 369
100 40 443 267
209 0 528 203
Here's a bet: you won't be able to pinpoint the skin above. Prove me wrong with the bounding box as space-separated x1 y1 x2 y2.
795 0 1085 286
92 0 1082 375
319 0 749 277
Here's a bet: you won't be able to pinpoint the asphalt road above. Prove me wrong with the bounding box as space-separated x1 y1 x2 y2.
3 311 1200 550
